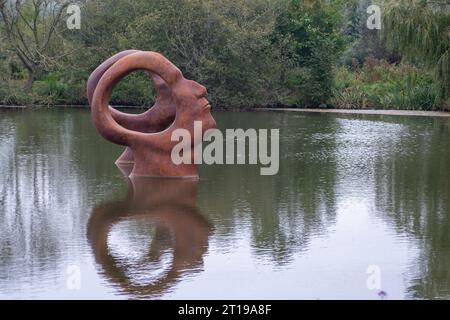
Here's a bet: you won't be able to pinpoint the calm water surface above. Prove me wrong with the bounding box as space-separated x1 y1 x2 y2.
1 108 450 299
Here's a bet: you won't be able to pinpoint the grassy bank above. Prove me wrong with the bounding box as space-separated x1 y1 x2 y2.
1 58 447 111
331 58 447 111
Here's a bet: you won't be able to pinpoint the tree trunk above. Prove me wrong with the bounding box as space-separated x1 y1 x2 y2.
25 71 34 93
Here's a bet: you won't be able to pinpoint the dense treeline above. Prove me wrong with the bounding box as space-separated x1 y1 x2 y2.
0 0 449 109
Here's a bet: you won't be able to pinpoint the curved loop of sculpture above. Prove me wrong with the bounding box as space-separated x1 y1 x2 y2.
90 51 216 178
87 178 211 298
87 50 176 164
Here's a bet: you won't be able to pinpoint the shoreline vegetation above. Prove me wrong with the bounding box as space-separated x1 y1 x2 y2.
1 0 449 111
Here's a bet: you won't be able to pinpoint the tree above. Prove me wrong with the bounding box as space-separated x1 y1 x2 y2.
274 0 346 105
124 0 291 107
341 0 400 66
0 0 74 92
382 0 450 106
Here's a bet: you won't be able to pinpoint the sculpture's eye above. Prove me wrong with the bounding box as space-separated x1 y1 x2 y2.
189 81 207 98
199 85 207 98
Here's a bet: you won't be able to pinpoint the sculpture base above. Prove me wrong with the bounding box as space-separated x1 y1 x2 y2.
130 151 199 179
115 147 134 164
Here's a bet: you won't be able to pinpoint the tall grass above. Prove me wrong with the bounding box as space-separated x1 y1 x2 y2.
330 57 440 110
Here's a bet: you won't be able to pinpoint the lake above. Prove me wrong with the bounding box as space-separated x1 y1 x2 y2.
1 108 449 299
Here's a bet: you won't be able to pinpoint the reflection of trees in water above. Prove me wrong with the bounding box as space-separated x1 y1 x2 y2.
0 109 123 288
0 110 340 278
200 112 339 265
372 117 450 299
0 110 83 280
87 176 212 299
5 109 450 298
329 114 450 299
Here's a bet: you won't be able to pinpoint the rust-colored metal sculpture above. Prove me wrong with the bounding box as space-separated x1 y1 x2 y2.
87 177 211 298
90 51 216 178
87 50 176 164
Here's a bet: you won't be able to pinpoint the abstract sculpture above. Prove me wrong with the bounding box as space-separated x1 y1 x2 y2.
87 50 176 164
89 51 216 178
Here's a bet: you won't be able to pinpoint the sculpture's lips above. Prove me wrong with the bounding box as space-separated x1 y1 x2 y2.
203 103 212 110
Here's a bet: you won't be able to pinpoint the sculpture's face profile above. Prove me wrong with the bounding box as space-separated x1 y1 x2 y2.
173 78 216 139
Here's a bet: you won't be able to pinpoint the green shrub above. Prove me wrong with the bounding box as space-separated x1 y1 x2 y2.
110 72 155 106
331 58 438 110
0 79 33 105
274 0 345 106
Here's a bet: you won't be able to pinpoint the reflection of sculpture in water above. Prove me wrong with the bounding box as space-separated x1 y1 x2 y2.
87 174 212 298
87 50 176 165
89 51 216 178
